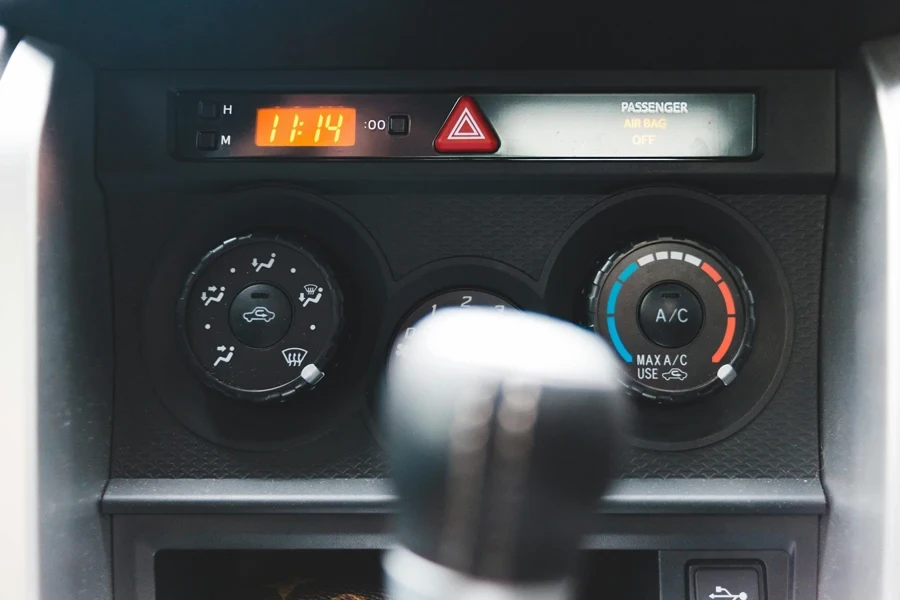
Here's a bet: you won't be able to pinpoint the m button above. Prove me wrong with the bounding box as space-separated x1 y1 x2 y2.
196 131 219 151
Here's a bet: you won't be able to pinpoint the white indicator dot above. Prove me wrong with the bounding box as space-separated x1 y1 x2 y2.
637 254 656 266
291 268 297 273
684 253 702 266
205 324 211 330
230 268 236 273
655 251 669 260
310 324 317 331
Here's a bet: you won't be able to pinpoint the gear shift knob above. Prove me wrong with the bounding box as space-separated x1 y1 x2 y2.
382 309 626 600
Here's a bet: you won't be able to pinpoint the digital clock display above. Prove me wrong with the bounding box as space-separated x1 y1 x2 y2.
255 107 356 147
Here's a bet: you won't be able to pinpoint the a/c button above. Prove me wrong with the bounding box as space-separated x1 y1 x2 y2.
638 282 704 348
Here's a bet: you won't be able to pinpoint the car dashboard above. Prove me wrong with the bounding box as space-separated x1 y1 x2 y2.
0 3 898 600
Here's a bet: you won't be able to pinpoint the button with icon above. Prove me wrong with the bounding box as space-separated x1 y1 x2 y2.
690 563 764 600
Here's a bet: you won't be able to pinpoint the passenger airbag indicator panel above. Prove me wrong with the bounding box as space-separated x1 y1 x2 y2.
176 92 756 159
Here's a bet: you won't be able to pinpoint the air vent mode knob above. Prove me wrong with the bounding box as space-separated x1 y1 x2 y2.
587 239 755 401
177 234 343 402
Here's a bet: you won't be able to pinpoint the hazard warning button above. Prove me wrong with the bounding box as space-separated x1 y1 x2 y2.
434 96 500 154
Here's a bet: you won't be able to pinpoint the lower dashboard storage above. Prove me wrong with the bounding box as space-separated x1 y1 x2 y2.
154 550 660 600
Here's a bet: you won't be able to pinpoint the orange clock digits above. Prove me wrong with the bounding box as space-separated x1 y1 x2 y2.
256 107 356 146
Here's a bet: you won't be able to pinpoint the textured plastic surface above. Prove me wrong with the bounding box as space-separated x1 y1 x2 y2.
111 193 823 479
341 195 595 280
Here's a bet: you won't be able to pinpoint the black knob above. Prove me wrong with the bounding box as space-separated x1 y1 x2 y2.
587 238 755 401
638 282 704 348
177 234 343 402
229 283 294 348
382 308 626 594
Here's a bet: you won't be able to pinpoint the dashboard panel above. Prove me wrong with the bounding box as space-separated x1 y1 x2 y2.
96 70 831 482
7 8 900 596
60 66 841 600
0 0 900 600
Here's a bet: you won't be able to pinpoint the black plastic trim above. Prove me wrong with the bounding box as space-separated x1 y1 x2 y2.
112 514 821 600
98 70 835 191
0 27 17 78
101 478 826 515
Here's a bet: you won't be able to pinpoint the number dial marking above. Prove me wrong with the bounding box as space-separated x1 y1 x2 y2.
392 289 517 358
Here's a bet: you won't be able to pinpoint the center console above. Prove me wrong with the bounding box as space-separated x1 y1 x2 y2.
90 69 834 600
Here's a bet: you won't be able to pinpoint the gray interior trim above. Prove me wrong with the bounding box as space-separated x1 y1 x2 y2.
0 36 48 600
102 477 826 515
0 37 114 600
820 33 900 600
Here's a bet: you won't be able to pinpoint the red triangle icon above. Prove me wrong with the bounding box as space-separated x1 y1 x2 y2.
434 96 500 154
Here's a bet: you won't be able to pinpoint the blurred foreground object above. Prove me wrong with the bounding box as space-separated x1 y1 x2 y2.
382 309 627 600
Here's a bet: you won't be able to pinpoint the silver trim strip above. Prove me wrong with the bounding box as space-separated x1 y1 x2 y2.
820 33 900 600
863 35 900 600
102 477 826 515
0 39 53 600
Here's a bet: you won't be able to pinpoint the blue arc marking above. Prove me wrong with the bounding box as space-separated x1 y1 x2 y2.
607 317 633 363
605 261 639 364
619 262 639 282
606 281 624 315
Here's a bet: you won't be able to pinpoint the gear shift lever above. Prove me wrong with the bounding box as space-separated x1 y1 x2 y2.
382 309 626 600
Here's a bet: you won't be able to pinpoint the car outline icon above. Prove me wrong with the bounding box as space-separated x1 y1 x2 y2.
243 306 276 323
662 368 688 381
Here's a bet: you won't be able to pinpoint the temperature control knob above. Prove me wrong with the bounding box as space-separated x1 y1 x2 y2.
588 239 755 401
177 234 343 402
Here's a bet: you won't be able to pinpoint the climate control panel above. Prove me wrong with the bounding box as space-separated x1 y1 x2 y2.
588 239 755 401
177 234 343 402
107 64 823 478
142 184 799 461
175 235 757 405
